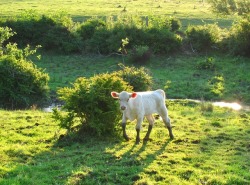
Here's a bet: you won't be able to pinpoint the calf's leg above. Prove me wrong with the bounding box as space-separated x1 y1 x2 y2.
144 115 155 141
135 117 143 144
164 117 174 140
121 114 130 141
159 107 174 140
122 122 130 141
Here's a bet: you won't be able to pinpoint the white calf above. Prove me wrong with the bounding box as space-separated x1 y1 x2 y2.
111 89 174 144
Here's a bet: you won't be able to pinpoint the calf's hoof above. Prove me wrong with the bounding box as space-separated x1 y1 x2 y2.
124 135 130 141
170 134 174 140
136 138 140 144
143 137 152 142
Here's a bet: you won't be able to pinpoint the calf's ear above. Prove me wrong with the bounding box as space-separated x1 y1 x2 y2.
111 92 119 98
131 92 137 98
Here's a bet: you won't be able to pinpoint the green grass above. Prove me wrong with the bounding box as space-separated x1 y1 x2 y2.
0 0 219 18
33 54 250 104
0 0 235 28
0 100 250 184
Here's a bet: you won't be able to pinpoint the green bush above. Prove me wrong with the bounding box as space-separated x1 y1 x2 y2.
145 28 182 54
0 11 80 54
0 13 183 55
113 64 153 91
186 24 221 52
77 18 106 41
227 16 250 56
84 21 145 54
168 17 182 32
85 26 111 54
129 45 152 64
81 15 182 54
0 29 49 109
54 73 132 136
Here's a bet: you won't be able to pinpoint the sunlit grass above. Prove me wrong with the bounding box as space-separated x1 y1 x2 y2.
0 0 235 28
0 101 249 184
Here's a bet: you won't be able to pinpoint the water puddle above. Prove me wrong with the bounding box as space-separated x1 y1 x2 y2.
212 102 242 111
42 100 249 112
42 103 62 112
169 99 249 111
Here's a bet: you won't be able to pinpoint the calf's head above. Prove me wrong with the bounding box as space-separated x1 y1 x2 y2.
111 91 137 111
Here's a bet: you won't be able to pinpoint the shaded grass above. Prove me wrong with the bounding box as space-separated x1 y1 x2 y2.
0 100 250 184
33 54 250 104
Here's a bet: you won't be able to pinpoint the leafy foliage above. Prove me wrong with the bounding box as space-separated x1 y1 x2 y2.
0 11 80 53
113 64 153 91
0 13 182 55
226 16 250 56
54 73 132 136
208 0 250 16
129 45 152 64
145 27 182 54
0 27 49 109
186 24 221 52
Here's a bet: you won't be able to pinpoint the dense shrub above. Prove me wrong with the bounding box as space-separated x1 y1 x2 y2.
186 24 221 52
77 18 106 41
54 73 132 136
226 16 250 56
208 0 250 15
129 45 152 64
113 64 153 91
0 28 49 109
85 26 111 54
0 12 183 55
168 17 182 32
145 28 182 54
84 22 145 54
0 11 80 53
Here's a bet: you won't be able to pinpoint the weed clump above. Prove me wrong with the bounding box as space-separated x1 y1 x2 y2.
200 101 214 112
196 57 216 70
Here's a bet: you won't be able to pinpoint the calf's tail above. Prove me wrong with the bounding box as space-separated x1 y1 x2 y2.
156 89 166 100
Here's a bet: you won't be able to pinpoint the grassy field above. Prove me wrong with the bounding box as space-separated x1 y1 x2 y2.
32 54 250 105
0 0 235 28
0 0 220 18
0 100 250 185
